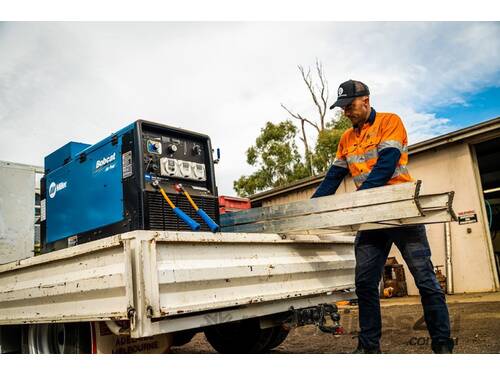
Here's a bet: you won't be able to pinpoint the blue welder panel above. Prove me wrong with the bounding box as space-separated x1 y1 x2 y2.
45 138 125 244
45 142 91 174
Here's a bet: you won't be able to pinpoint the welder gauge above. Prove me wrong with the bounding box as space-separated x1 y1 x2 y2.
147 139 162 155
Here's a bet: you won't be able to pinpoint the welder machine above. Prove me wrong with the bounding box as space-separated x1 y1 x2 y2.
41 120 220 252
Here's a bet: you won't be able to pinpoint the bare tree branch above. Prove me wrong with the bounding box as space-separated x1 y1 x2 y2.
315 59 329 130
281 102 320 163
280 60 331 175
281 104 309 156
298 65 324 130
280 103 301 120
302 118 320 132
281 103 320 133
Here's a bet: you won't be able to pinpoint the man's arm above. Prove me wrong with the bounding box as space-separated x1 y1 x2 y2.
358 114 407 191
357 148 400 190
311 161 348 198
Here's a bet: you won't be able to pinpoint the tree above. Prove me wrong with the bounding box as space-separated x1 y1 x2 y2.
312 115 351 173
280 60 353 176
233 121 310 197
233 60 354 197
281 60 330 160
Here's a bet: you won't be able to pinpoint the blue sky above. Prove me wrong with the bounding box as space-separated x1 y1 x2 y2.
0 22 498 194
433 85 500 131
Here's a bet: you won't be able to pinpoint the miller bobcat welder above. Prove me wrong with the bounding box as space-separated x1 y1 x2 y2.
41 120 220 252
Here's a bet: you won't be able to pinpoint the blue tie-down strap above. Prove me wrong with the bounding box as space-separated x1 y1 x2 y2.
172 207 200 231
197 208 220 233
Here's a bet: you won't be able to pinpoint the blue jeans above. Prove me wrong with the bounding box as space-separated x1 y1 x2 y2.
354 224 453 351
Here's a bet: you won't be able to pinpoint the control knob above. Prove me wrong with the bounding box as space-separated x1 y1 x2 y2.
192 144 202 156
167 144 178 154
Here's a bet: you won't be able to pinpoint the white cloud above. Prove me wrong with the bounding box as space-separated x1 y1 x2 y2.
0 22 499 195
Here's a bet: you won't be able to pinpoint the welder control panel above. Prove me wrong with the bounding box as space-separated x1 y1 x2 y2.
141 128 210 185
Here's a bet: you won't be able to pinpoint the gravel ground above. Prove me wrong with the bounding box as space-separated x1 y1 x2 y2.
171 300 500 354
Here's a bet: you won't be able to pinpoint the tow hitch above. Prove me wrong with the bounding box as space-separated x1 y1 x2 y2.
285 304 345 335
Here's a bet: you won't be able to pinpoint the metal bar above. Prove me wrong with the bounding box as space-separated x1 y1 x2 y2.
289 208 456 234
125 230 355 244
129 237 154 338
418 193 453 209
484 187 500 194
221 181 421 227
222 200 422 233
445 222 454 295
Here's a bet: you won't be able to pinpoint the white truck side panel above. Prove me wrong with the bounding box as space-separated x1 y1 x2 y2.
0 234 134 324
0 231 355 338
146 232 355 317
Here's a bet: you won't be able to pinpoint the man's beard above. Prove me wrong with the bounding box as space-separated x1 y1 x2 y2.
350 116 364 128
349 110 370 128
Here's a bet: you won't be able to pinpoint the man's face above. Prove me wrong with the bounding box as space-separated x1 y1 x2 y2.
342 96 370 127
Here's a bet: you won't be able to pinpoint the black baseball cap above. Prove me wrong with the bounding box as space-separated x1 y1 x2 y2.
330 80 370 109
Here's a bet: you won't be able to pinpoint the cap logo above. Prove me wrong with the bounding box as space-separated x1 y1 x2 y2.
338 87 344 97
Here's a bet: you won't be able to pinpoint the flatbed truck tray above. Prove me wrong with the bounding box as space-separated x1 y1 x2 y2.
0 230 355 340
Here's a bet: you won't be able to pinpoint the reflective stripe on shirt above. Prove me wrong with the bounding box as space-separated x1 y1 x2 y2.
346 148 378 165
353 164 411 187
378 139 404 152
332 157 348 168
391 164 410 178
353 173 369 186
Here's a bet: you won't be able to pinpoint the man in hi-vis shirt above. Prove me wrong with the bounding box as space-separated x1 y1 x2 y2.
312 80 454 354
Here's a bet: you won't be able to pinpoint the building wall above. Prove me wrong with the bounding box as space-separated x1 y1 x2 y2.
400 143 497 294
260 143 498 295
0 162 36 264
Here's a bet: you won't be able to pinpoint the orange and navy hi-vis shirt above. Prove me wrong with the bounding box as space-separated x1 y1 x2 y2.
312 108 413 198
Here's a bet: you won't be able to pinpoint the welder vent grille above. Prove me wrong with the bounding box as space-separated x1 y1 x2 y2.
144 191 220 232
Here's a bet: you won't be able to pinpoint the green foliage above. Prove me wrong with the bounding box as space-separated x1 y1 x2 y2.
233 115 352 197
312 115 351 173
233 121 310 197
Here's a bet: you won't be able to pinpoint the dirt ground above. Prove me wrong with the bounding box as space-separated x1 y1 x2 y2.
171 295 500 354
